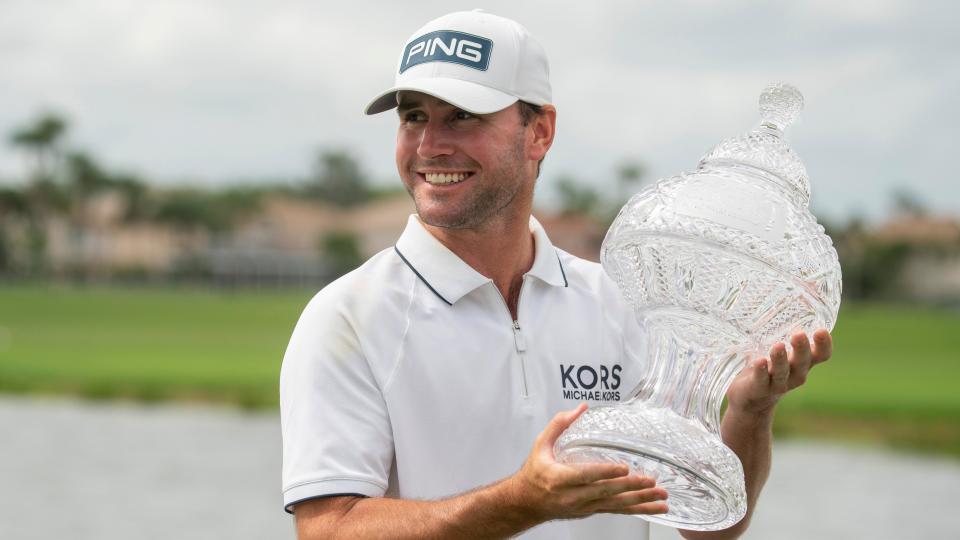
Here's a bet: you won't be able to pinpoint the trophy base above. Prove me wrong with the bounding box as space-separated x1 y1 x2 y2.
555 405 746 531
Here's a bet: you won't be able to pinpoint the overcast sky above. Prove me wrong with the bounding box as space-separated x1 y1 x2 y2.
1 0 956 223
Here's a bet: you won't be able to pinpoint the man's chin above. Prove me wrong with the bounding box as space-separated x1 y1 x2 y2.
417 211 473 230
411 187 516 231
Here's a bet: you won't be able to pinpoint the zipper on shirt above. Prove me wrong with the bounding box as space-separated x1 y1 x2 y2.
495 277 530 400
512 319 529 398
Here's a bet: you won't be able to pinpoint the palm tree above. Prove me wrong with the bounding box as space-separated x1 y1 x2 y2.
8 112 70 276
9 113 67 184
307 149 370 207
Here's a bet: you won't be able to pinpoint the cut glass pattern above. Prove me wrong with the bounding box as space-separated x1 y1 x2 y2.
555 83 842 531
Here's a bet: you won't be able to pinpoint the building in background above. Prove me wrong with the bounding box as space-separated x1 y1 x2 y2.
6 192 610 288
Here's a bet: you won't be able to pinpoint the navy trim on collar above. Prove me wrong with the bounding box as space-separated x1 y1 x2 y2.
556 254 568 287
394 246 453 306
396 243 568 306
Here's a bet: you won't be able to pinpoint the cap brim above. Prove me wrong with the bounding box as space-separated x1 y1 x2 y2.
364 77 518 115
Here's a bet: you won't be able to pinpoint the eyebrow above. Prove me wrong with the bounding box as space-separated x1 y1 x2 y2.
396 100 423 114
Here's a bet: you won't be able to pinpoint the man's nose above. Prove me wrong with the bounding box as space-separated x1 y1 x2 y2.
417 121 455 159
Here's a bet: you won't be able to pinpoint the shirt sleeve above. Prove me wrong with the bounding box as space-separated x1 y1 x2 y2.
279 287 394 513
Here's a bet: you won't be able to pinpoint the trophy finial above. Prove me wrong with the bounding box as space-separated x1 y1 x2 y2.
758 83 803 132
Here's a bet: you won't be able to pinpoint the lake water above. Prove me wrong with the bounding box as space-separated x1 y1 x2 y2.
1 397 957 539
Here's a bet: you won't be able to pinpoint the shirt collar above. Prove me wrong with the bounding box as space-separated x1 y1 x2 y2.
527 215 569 288
394 214 568 306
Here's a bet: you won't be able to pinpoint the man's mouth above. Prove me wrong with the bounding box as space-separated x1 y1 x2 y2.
422 172 473 185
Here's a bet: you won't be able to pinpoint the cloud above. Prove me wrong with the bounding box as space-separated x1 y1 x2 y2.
0 0 956 222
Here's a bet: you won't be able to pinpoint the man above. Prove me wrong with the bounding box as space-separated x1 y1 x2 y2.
280 10 832 540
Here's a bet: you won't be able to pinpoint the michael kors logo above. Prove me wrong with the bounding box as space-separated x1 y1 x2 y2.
560 364 622 401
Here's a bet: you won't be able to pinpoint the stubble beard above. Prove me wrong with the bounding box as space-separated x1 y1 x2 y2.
405 135 529 230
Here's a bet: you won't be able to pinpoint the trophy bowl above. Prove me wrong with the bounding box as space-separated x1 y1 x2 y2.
555 84 842 531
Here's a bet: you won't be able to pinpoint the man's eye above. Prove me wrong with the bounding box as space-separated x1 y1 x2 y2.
453 110 475 121
403 111 425 122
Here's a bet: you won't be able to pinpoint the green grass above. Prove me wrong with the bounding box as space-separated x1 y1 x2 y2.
774 302 960 455
0 284 309 409
780 303 960 418
0 285 958 453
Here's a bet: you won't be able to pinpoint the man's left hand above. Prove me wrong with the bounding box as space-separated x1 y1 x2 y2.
725 328 833 416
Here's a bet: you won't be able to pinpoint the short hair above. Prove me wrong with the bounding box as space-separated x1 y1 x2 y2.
517 101 547 177
518 101 545 127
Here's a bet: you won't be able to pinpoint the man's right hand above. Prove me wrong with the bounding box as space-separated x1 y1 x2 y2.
505 403 669 521
294 404 667 540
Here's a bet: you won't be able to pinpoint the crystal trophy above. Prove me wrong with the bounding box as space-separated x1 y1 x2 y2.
554 84 842 530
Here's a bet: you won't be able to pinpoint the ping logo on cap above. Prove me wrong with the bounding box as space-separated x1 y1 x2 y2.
400 30 492 73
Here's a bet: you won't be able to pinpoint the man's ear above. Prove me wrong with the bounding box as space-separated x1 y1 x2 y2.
527 105 557 162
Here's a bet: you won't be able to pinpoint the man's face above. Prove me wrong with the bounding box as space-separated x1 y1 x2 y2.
395 91 536 230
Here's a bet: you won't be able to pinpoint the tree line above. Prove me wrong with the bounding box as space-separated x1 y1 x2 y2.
1 111 953 302
0 112 404 277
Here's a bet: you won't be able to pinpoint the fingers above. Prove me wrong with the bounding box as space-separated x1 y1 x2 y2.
522 406 673 521
575 473 656 500
784 330 832 389
727 330 832 413
811 328 833 365
571 474 668 516
787 332 812 389
742 356 770 392
606 500 670 515
587 484 669 513
564 462 631 485
536 403 587 456
768 342 790 393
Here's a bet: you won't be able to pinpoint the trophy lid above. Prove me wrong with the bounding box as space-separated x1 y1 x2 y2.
698 83 811 203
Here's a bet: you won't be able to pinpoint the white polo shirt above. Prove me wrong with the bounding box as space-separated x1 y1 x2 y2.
280 214 650 539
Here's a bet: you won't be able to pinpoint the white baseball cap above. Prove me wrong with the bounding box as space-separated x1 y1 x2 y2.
364 9 552 115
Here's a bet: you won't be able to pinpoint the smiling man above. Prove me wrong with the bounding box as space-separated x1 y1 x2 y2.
279 10 832 540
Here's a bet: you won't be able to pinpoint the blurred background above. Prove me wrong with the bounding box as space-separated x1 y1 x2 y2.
0 1 958 539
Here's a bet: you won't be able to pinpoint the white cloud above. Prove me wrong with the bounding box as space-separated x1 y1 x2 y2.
0 0 956 222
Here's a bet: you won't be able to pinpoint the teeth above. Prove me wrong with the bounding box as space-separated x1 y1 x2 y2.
424 172 469 184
